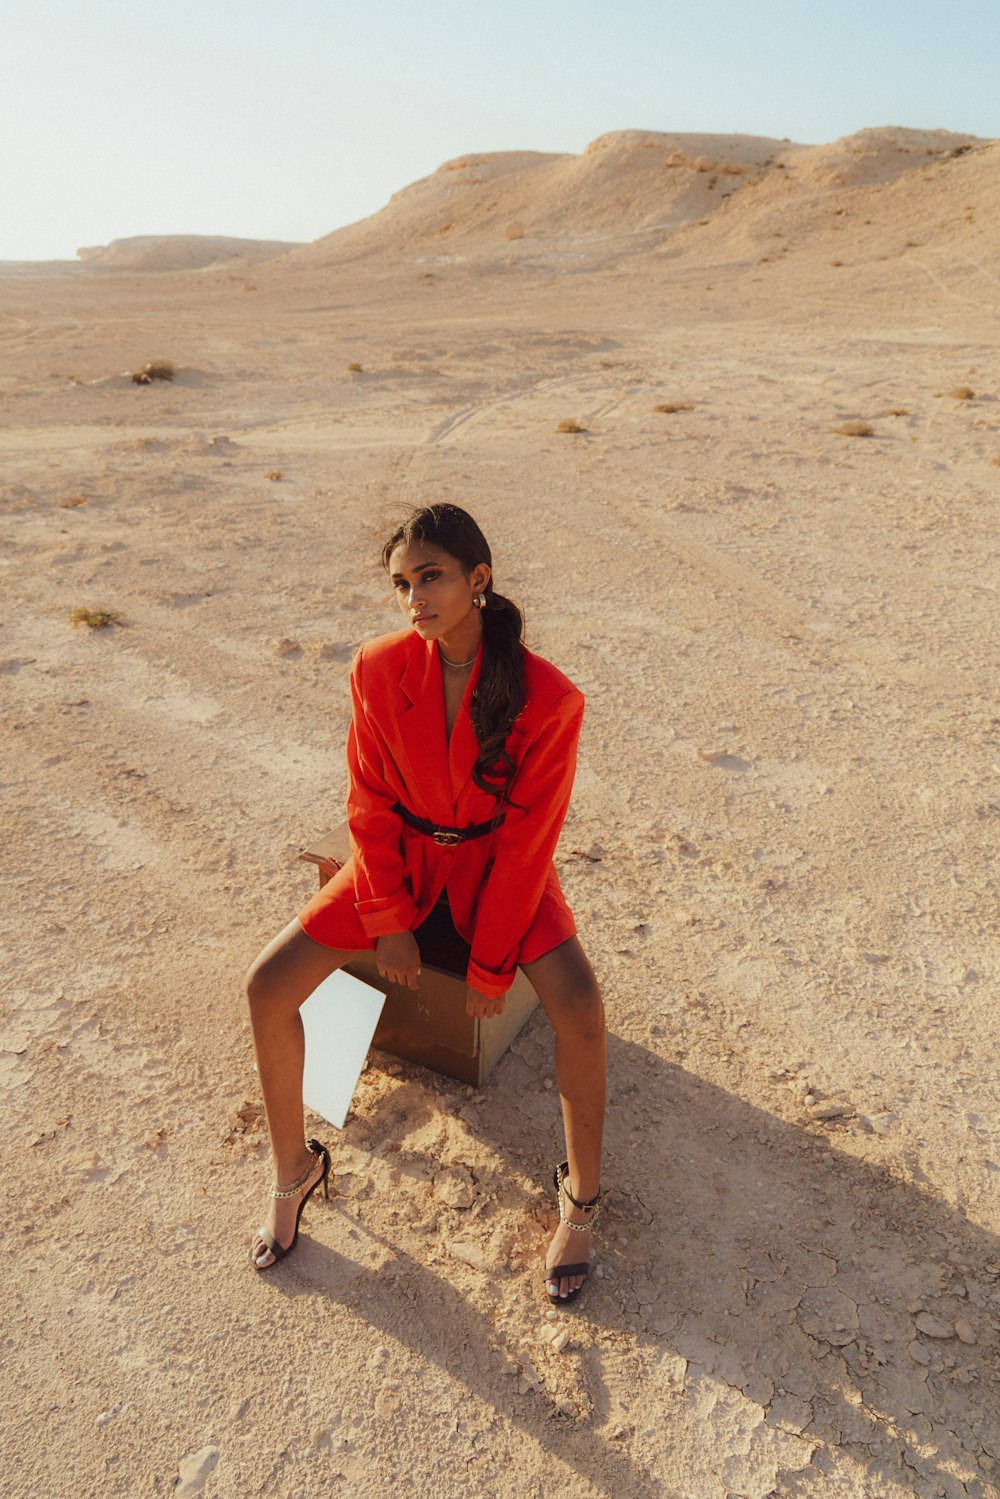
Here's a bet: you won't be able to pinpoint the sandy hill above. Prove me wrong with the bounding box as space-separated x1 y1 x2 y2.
76 233 300 272
287 126 991 270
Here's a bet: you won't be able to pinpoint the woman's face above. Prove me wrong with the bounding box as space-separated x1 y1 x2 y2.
388 540 490 642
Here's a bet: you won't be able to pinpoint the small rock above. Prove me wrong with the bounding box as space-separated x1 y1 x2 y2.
915 1313 953 1339
551 1329 571 1354
175 1445 219 1497
444 1238 487 1271
267 637 300 657
869 1113 898 1136
955 1319 977 1345
434 1167 476 1210
811 1102 854 1121
545 1308 558 1321
908 1341 931 1365
373 1382 402 1420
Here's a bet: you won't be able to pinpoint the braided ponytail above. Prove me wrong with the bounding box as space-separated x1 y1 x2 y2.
381 504 525 802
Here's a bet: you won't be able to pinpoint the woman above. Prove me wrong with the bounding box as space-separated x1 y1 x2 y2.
245 504 607 1302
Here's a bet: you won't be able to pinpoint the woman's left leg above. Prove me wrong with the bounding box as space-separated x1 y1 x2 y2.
521 936 606 1300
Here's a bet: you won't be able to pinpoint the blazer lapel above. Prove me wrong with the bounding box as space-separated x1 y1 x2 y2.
448 649 483 806
392 638 455 824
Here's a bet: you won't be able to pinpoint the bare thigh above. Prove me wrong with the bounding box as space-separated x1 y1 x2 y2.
245 919 360 1019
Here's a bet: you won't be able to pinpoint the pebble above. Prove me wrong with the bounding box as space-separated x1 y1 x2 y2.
915 1313 953 1339
551 1329 571 1354
811 1102 854 1121
374 1382 402 1420
955 1319 977 1346
869 1113 898 1136
908 1341 931 1365
545 1309 558 1322
175 1446 220 1497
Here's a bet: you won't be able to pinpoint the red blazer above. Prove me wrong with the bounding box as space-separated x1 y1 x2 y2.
300 628 584 997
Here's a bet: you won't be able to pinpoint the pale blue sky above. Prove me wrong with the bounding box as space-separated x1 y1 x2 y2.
4 0 998 261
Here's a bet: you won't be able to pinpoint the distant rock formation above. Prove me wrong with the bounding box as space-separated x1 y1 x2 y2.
75 234 300 272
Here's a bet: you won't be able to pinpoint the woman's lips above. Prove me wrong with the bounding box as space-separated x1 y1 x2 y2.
411 614 434 625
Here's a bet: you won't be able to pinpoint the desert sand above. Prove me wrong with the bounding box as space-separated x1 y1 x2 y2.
2 126 999 1497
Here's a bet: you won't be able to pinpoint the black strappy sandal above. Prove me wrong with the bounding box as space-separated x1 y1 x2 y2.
542 1159 601 1304
250 1138 331 1271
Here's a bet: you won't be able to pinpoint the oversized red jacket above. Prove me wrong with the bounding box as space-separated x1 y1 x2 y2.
298 628 584 997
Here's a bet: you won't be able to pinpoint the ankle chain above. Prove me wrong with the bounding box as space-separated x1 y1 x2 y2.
556 1160 602 1231
270 1143 322 1200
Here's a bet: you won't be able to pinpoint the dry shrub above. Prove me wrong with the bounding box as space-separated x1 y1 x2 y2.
58 494 88 509
830 259 844 267
503 223 525 241
883 407 909 417
69 606 123 629
946 386 975 400
346 362 363 372
992 456 1000 468
834 421 875 438
654 402 695 414
131 360 175 385
556 419 586 434
267 470 283 482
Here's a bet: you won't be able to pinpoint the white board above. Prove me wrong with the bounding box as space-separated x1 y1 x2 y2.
300 968 386 1130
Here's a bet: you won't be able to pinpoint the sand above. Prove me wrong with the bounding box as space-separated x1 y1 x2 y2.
2 126 999 1498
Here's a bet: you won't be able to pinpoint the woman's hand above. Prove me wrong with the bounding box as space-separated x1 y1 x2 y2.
466 986 506 1019
375 931 421 990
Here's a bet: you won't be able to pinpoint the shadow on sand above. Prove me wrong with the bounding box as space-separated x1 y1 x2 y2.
257 1022 1000 1497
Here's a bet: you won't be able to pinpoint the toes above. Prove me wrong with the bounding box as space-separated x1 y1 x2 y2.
251 1233 275 1269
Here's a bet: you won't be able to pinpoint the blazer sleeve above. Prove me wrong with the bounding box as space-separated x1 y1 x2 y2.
466 689 584 998
345 650 420 938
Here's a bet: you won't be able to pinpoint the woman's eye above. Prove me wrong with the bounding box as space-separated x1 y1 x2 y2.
421 571 440 582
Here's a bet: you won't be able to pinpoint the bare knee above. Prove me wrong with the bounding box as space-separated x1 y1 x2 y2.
245 949 279 1010
242 917 316 1013
563 980 606 1045
244 918 336 1018
543 976 606 1047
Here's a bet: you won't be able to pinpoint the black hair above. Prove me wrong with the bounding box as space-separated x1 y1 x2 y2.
381 503 525 802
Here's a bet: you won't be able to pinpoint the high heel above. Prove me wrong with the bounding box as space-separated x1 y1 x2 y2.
542 1160 601 1305
250 1138 330 1271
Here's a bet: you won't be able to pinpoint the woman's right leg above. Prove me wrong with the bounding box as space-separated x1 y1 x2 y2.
245 917 355 1266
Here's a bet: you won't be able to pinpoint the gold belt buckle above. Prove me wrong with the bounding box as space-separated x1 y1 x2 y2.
432 830 462 847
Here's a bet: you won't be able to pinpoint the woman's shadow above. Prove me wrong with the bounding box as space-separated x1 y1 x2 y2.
259 1019 1000 1497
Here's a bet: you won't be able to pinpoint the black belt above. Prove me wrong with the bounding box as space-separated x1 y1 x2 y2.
392 800 505 847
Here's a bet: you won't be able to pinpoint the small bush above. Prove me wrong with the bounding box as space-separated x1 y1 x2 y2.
346 362 363 373
58 494 88 508
556 419 586 434
267 470 283 481
69 606 124 629
654 402 695 414
883 408 909 417
948 386 975 400
131 360 175 385
834 421 874 438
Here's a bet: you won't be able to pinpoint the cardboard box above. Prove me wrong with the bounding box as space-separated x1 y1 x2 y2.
298 825 539 1086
